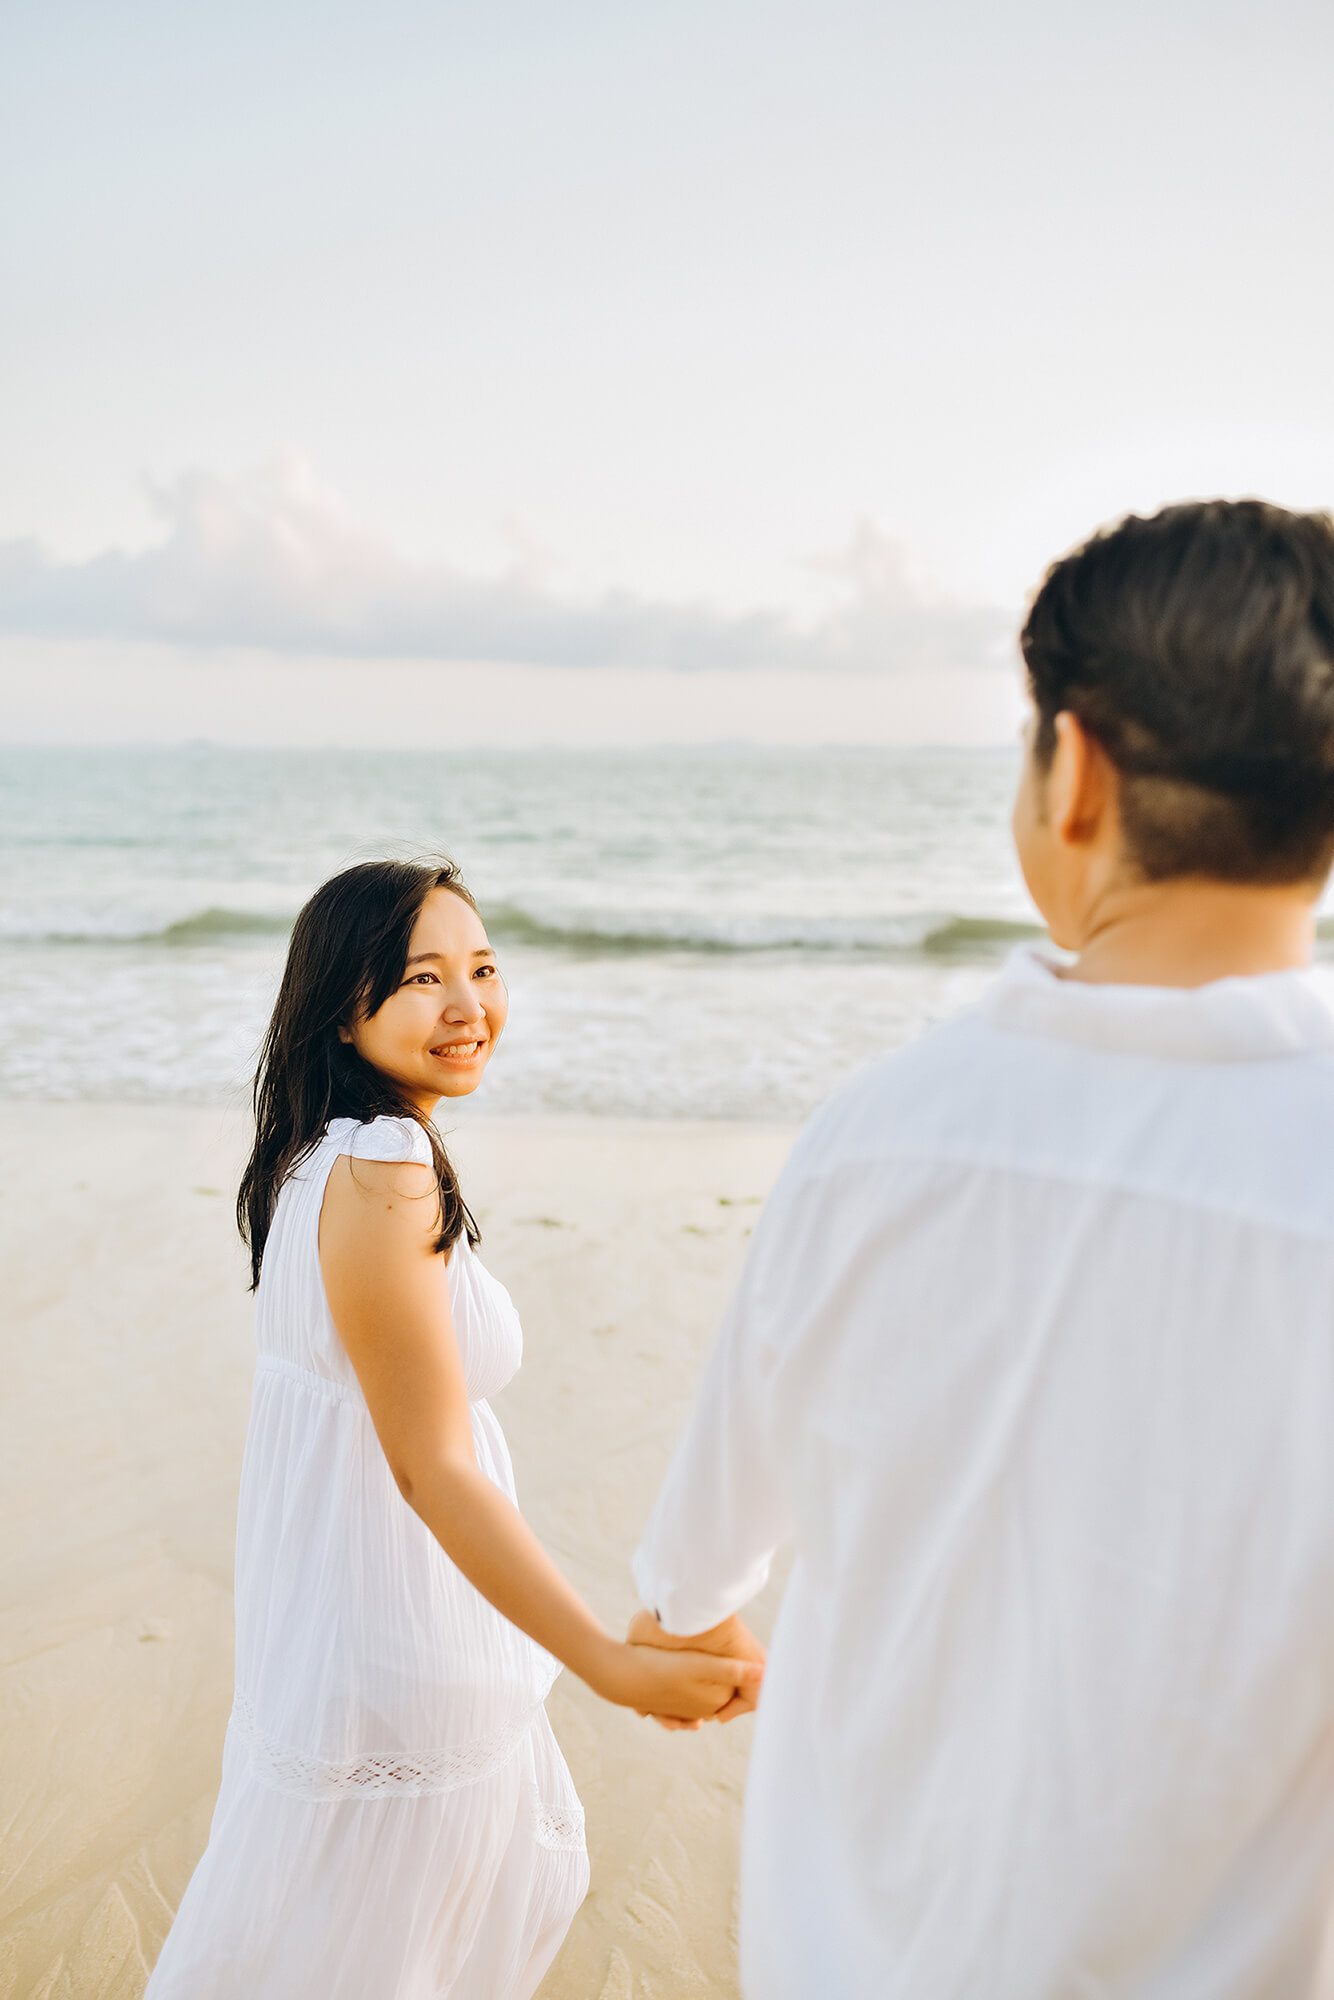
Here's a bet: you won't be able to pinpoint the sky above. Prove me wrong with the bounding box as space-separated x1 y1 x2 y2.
2 0 1333 743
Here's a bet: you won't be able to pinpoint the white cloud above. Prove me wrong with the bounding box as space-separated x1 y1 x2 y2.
0 456 1014 673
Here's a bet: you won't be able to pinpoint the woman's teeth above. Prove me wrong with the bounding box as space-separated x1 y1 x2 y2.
436 1042 480 1058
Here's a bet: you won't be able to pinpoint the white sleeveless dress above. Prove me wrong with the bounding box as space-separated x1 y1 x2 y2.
146 1115 589 2000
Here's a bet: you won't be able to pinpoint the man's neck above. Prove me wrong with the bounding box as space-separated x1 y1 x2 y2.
1067 876 1320 988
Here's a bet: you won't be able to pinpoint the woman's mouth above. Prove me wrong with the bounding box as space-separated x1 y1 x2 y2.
430 1039 485 1063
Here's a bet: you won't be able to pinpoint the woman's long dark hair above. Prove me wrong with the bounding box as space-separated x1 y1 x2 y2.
238 858 481 1290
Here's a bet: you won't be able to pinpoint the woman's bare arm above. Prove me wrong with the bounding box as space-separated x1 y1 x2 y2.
319 1155 760 1721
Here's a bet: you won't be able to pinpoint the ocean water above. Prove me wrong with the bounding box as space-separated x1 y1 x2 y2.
1 743 1048 1119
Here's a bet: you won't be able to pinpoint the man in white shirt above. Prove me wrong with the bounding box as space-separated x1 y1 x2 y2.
630 500 1334 1997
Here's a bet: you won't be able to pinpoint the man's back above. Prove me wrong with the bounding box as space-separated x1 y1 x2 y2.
639 952 1334 1996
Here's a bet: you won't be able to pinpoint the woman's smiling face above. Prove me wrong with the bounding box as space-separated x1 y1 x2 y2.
339 886 507 1113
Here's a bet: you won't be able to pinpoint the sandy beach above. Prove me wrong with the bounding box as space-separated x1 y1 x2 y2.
0 1104 796 2000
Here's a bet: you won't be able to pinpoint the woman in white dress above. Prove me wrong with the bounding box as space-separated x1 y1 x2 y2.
145 859 760 2000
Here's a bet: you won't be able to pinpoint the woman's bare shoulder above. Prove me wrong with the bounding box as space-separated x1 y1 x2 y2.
321 1153 440 1241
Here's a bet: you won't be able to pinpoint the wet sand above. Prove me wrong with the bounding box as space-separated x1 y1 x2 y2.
0 1104 795 1999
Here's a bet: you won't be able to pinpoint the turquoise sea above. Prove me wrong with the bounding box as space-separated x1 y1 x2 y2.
3 744 1048 1118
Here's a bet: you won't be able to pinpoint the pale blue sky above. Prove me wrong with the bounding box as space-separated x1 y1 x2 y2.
2 0 1332 733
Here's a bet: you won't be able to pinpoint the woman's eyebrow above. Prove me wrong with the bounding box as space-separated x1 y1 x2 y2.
404 948 495 966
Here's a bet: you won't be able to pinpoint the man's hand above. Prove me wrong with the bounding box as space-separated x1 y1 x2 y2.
626 1608 767 1729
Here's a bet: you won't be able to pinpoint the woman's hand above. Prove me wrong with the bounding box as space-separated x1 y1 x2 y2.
588 1635 763 1727
624 1609 767 1730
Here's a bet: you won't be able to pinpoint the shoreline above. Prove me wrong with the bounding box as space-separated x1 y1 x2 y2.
0 1104 797 1999
0 1096 807 1120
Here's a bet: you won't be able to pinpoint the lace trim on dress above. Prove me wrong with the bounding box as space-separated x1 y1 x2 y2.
532 1795 586 1853
229 1690 538 1801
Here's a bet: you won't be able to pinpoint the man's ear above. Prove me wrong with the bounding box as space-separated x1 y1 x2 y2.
1049 712 1118 849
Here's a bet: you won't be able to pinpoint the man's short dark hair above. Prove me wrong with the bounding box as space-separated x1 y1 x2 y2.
1020 499 1334 883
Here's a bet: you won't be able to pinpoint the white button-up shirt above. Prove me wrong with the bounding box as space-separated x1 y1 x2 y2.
634 949 1334 1999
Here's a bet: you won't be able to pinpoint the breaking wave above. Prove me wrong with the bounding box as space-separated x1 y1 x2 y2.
25 903 1334 958
3 902 1045 956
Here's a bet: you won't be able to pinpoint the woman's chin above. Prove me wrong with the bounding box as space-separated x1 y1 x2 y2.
429 1062 489 1099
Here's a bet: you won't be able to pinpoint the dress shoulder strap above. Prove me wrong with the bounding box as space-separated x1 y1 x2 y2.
331 1115 433 1168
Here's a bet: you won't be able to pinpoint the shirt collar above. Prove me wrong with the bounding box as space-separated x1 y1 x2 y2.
979 944 1334 1062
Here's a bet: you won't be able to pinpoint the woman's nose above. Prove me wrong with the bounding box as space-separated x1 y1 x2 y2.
441 985 484 1022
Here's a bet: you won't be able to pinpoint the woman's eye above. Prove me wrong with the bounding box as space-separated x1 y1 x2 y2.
474 963 497 979
407 973 439 985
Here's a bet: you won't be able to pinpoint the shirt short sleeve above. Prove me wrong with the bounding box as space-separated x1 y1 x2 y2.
341 1115 433 1167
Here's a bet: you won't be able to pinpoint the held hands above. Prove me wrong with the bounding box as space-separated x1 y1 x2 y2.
598 1630 762 1731
624 1608 767 1732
